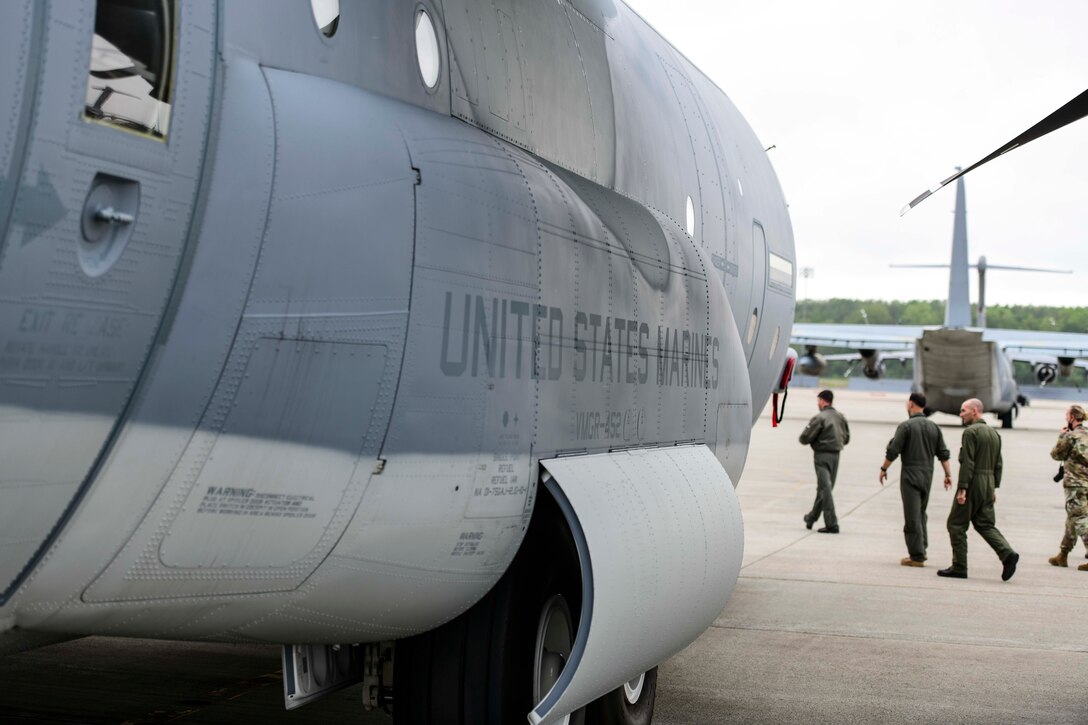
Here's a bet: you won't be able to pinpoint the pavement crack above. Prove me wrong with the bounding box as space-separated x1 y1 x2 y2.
736 573 1088 600
706 622 1088 655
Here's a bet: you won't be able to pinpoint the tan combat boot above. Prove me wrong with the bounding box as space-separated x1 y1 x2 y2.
1078 562 1088 572
1048 551 1069 567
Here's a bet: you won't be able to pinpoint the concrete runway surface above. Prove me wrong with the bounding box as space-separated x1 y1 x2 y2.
655 388 1088 724
2 389 1086 723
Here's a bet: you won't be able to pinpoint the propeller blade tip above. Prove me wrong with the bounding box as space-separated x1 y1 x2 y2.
901 189 932 216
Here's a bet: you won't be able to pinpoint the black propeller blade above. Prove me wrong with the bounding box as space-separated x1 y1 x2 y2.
901 87 1088 215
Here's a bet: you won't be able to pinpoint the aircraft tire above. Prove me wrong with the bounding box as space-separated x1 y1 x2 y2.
999 410 1014 429
585 667 658 725
393 491 583 724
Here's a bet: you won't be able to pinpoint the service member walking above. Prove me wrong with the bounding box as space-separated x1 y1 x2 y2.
1047 404 1088 571
938 398 1019 581
879 392 952 567
800 390 850 533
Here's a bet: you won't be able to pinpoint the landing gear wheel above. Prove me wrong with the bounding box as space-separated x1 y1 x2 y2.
534 594 574 706
585 667 658 725
533 594 580 724
393 491 584 724
999 409 1014 429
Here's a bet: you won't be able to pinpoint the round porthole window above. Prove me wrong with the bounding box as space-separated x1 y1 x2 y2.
415 9 440 89
685 196 695 237
311 0 340 38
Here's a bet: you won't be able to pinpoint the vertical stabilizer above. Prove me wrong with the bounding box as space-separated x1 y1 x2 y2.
945 175 971 327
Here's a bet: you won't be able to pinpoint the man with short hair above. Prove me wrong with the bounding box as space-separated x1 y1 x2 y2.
880 392 952 567
800 389 850 534
938 398 1019 581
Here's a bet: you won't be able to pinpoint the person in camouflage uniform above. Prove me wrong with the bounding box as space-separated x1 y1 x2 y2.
937 398 1019 581
1048 404 1088 571
880 392 953 567
800 389 850 534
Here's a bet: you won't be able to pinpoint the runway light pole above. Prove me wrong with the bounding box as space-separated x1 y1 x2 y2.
801 267 814 321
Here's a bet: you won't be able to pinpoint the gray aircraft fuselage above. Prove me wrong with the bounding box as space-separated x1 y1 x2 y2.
0 0 795 720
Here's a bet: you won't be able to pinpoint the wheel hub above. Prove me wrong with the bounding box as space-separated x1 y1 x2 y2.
533 594 574 722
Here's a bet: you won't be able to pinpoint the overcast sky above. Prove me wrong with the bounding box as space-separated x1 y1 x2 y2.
623 0 1088 308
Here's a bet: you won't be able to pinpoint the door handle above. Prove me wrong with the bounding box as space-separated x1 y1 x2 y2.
92 205 135 226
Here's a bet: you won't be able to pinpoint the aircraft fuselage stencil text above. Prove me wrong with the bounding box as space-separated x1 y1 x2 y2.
439 292 720 388
197 487 317 519
575 408 646 442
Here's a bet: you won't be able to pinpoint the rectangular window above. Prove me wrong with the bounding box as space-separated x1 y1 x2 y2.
769 252 793 289
84 0 176 141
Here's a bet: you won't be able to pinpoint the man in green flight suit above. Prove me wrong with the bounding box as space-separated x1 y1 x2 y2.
937 398 1019 581
879 392 952 567
800 389 850 534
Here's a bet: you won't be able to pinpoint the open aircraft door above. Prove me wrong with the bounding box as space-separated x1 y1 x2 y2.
532 445 743 724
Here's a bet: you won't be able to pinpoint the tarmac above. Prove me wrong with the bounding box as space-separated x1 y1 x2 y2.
2 388 1086 723
655 388 1088 724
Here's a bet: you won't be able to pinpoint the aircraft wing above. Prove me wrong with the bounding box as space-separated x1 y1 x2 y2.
819 350 914 364
1005 352 1088 373
794 324 1088 358
791 323 928 351
982 328 1088 360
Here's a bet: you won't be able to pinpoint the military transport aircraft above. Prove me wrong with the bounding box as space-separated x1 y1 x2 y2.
792 177 1088 428
0 1 799 723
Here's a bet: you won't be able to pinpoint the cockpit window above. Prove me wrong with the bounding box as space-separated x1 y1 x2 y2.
769 252 794 289
84 0 175 141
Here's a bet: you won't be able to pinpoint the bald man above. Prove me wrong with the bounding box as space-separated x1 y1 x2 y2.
937 398 1019 581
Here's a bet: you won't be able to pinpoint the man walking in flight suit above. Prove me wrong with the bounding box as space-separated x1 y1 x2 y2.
938 398 1019 581
880 392 953 567
800 389 850 534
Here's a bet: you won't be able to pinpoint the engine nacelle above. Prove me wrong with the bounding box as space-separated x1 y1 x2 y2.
797 346 826 377
860 349 884 380
1034 363 1057 386
1058 357 1076 378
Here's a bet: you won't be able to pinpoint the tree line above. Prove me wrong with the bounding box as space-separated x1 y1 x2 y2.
797 298 1088 332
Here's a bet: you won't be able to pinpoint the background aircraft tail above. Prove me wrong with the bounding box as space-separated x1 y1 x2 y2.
890 175 971 327
945 176 972 327
893 175 1069 328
